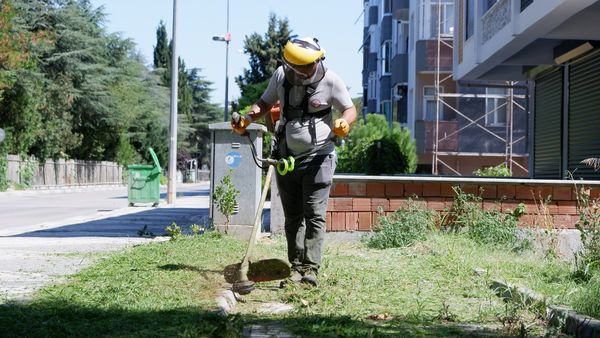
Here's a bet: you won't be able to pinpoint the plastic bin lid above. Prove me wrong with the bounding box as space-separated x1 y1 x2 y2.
148 147 161 172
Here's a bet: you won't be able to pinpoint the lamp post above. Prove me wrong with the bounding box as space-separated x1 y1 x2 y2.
167 0 179 204
212 0 230 122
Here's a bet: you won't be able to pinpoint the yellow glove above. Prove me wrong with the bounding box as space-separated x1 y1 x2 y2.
333 118 350 138
231 112 252 135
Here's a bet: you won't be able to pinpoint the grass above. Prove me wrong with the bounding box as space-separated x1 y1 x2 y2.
0 229 584 337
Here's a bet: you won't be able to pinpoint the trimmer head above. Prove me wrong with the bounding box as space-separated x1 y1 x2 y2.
223 258 291 284
232 280 255 295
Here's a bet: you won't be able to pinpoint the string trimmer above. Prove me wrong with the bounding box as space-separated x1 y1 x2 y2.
223 112 292 295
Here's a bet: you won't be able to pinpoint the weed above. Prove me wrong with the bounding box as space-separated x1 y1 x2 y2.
448 187 530 251
189 224 204 236
531 192 560 258
572 273 600 319
572 180 600 280
473 163 512 177
165 222 182 241
365 198 435 249
212 170 240 234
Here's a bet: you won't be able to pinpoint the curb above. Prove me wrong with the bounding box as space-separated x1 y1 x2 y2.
215 289 237 316
491 279 600 337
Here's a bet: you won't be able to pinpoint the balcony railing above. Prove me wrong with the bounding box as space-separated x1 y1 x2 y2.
481 0 511 43
415 120 459 153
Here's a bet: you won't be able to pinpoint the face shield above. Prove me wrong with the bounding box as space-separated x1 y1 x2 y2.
282 58 326 85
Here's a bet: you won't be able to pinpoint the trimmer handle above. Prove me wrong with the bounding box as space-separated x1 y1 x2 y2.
231 111 242 124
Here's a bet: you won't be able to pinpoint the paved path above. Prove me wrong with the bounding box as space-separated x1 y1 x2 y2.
0 183 211 302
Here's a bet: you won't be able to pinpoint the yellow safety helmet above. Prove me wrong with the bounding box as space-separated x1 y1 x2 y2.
282 37 325 66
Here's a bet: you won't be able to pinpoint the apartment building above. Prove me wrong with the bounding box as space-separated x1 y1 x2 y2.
362 0 528 176
454 0 600 179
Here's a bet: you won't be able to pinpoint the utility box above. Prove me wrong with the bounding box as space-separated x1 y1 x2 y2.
209 122 266 237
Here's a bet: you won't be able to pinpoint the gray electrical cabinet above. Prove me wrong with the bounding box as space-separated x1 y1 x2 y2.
209 122 266 234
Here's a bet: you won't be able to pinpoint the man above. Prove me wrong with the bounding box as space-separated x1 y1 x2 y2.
231 37 357 286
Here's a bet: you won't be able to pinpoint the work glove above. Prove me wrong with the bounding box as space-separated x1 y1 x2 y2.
231 112 252 135
332 118 350 138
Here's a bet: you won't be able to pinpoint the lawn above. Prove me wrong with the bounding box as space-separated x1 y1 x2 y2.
0 229 587 337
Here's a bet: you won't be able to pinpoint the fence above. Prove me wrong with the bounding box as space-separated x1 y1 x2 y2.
6 155 124 187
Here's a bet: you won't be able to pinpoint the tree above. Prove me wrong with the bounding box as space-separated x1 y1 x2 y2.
235 13 291 107
153 21 170 69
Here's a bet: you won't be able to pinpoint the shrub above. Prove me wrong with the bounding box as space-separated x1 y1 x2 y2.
365 199 436 249
448 187 529 250
337 114 417 175
573 183 600 279
473 163 511 177
212 170 239 233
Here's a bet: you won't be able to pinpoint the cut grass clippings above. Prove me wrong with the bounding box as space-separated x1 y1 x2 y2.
0 231 584 337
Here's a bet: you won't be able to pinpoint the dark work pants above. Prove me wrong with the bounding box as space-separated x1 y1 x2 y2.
275 153 336 273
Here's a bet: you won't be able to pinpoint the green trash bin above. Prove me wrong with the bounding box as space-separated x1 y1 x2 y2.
128 147 161 207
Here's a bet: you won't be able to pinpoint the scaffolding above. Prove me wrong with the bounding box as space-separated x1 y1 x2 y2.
429 0 528 176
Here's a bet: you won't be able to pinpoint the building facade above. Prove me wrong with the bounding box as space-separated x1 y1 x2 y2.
362 0 529 176
454 0 600 179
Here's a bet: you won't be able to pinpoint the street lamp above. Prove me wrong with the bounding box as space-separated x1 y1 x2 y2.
212 0 230 122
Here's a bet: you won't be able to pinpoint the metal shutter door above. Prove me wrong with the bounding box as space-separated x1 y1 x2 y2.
569 50 600 179
534 68 562 179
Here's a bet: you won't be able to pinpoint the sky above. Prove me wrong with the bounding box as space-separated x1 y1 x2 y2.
89 0 365 107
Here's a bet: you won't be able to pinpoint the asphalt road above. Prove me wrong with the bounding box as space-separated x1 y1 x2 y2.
0 183 211 301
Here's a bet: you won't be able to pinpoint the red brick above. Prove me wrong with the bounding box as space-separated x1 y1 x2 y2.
422 183 441 197
460 184 479 195
371 198 390 212
521 201 537 215
366 183 385 197
389 198 407 211
518 215 535 227
358 212 372 231
545 202 559 215
497 185 516 199
444 198 454 209
553 215 573 229
385 183 404 197
535 186 554 201
353 198 371 211
412 199 428 209
558 201 577 215
553 186 573 201
479 185 497 199
590 188 600 200
333 197 353 211
427 197 446 211
440 183 456 197
482 201 499 211
326 212 332 231
348 182 366 196
327 198 335 212
331 183 349 197
515 185 535 200
332 212 346 231
501 201 519 213
404 183 423 197
345 212 358 231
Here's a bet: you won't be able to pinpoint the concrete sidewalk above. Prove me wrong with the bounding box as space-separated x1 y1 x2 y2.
0 188 211 302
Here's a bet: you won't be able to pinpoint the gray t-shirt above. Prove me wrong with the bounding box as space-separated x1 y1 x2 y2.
261 66 354 156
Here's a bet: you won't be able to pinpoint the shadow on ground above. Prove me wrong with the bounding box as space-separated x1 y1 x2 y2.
0 299 515 338
7 207 210 238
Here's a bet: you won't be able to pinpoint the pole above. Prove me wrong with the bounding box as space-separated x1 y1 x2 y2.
167 0 178 204
223 0 230 122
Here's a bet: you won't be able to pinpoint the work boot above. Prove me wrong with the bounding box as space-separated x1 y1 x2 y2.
279 269 302 288
301 269 318 287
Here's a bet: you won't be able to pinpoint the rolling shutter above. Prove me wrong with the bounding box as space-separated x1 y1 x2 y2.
534 68 562 179
568 50 600 179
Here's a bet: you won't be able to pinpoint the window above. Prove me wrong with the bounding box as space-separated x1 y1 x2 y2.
381 0 391 17
465 0 475 40
381 40 391 74
485 87 507 126
423 86 443 121
380 100 392 122
368 72 377 100
394 21 409 54
423 0 454 38
392 86 407 124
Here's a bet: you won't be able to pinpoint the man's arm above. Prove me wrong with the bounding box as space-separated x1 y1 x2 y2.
340 105 357 125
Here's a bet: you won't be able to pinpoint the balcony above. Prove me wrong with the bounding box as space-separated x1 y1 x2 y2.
481 0 511 43
415 120 459 154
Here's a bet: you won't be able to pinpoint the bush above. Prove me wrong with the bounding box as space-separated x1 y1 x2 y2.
573 183 600 279
473 163 511 177
337 114 417 175
448 187 529 250
365 199 436 249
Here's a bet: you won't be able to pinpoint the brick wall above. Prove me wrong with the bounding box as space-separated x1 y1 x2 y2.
325 176 600 232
